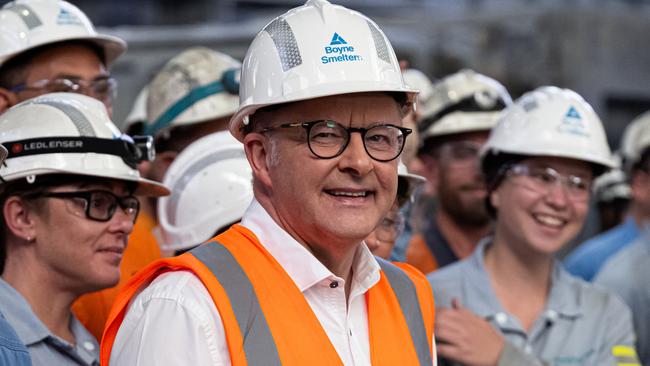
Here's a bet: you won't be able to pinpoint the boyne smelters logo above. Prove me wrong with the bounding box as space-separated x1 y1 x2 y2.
557 105 590 137
321 33 363 64
57 7 83 26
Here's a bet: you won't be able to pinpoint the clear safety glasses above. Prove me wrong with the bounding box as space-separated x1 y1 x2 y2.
374 210 405 244
11 77 117 103
507 164 593 202
436 140 483 166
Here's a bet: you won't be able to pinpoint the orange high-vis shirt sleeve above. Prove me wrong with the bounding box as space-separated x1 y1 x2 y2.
72 212 162 340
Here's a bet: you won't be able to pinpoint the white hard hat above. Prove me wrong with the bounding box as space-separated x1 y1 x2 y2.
420 69 512 142
122 85 148 133
620 110 650 173
144 47 241 137
480 86 614 172
229 0 417 141
0 92 169 196
402 69 436 121
397 161 425 207
155 131 253 251
0 0 126 68
593 166 631 203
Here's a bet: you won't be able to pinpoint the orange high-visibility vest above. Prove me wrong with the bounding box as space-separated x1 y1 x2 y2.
101 225 435 366
406 234 439 275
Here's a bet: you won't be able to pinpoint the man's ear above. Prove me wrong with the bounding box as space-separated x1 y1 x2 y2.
243 132 273 190
630 169 649 202
147 150 178 182
156 150 178 171
489 188 501 210
3 196 38 242
0 88 19 114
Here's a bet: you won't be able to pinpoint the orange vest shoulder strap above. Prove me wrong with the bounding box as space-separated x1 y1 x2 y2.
190 239 282 365
367 258 434 366
391 261 436 338
191 226 343 366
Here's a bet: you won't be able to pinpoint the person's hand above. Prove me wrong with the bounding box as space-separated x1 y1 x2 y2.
436 299 505 366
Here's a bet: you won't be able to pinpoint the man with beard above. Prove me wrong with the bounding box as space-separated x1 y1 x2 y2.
406 70 512 274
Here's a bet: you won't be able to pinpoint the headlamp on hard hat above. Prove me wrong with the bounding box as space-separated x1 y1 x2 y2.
2 134 155 170
131 135 156 163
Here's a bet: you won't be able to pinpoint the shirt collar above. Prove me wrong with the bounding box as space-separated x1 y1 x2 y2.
0 279 99 364
240 198 380 293
545 264 582 318
462 238 506 319
463 238 582 321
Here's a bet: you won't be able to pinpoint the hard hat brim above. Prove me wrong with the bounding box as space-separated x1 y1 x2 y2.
0 33 126 68
229 84 419 142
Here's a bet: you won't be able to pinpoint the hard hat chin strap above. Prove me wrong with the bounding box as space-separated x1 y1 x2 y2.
145 68 240 136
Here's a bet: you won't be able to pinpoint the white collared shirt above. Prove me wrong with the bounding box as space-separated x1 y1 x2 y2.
111 199 417 366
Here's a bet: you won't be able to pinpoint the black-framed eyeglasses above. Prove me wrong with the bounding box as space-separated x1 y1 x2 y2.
10 77 117 103
36 190 140 222
261 120 412 162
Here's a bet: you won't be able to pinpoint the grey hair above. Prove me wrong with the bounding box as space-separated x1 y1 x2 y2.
267 136 282 168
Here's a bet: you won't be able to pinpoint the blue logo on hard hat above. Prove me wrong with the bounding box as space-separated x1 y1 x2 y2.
558 105 590 137
565 106 582 120
322 32 363 65
330 33 348 45
57 7 83 26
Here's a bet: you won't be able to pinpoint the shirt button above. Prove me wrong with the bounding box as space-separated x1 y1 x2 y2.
329 281 339 288
494 312 508 325
546 310 558 321
83 341 95 351
524 345 533 353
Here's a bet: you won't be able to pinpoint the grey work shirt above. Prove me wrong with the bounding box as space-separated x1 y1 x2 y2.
595 235 650 365
0 279 99 366
428 238 639 366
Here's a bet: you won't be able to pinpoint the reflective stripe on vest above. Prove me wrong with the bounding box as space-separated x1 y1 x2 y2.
191 241 431 366
191 243 282 366
376 258 433 366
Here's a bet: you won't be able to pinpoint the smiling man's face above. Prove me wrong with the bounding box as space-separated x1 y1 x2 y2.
254 92 403 249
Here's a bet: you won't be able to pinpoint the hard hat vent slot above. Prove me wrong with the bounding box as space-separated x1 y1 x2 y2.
366 20 390 65
264 18 303 72
5 4 42 29
523 100 538 113
26 100 96 136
